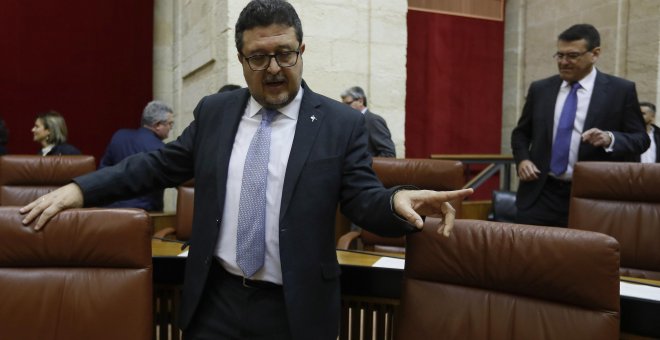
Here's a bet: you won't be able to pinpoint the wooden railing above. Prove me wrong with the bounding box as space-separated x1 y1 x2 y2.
430 154 514 191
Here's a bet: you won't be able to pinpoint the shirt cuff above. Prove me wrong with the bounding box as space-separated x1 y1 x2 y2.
604 131 615 152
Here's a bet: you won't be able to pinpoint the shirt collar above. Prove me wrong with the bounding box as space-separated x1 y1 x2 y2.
246 86 303 121
562 67 597 92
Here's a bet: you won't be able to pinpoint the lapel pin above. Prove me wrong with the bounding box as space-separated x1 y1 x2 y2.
310 115 317 122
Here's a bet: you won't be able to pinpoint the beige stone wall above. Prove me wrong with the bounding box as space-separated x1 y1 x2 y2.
153 0 407 210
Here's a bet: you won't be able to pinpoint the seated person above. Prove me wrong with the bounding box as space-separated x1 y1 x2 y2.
32 111 81 156
99 100 174 211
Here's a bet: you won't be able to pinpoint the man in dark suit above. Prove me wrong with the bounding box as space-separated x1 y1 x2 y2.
20 1 472 339
340 86 396 157
99 100 174 211
640 102 660 163
511 23 649 227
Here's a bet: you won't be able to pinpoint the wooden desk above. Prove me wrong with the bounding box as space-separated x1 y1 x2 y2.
151 240 660 339
149 211 176 234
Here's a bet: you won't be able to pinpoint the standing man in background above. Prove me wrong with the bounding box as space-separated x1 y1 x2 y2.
99 100 174 211
640 101 659 163
341 86 396 157
511 23 649 227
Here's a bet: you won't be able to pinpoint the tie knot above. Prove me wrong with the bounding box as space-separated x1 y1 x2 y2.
571 82 581 91
261 109 277 124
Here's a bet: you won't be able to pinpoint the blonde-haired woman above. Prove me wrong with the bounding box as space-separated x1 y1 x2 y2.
32 111 81 156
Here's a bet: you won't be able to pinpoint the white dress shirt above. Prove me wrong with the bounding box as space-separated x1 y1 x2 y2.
551 67 597 180
215 87 302 284
641 126 657 163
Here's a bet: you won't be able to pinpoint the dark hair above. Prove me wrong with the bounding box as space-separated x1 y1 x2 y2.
235 0 303 54
640 101 657 114
218 84 241 93
558 24 600 51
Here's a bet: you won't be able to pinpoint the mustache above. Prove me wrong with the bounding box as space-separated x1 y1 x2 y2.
263 75 286 83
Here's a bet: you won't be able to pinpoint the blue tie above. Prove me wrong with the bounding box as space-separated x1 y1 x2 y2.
236 109 277 277
550 82 581 176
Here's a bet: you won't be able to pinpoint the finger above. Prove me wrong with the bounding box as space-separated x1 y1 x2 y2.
398 204 424 229
21 205 44 225
19 197 42 214
441 188 474 201
438 203 456 237
34 204 60 231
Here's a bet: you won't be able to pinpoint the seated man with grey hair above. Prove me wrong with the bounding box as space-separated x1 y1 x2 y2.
99 100 174 211
341 86 396 157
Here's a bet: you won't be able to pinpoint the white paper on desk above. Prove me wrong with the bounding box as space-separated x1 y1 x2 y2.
178 250 189 257
372 257 405 270
620 281 660 302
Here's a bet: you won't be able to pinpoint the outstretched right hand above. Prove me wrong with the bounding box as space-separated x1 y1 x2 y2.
19 183 84 231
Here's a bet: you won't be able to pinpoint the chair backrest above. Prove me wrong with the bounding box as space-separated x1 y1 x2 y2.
396 219 620 340
0 207 152 340
487 190 517 222
0 155 96 205
569 161 660 279
356 158 465 249
175 179 195 240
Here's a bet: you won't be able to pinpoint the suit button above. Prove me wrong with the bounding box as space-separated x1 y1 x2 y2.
204 256 211 265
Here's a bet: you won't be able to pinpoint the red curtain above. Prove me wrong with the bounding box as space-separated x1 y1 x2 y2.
0 0 153 162
406 10 504 198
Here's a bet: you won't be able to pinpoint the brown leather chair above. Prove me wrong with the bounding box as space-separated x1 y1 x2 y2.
396 219 620 340
0 155 96 205
569 162 660 279
154 179 194 241
0 207 152 340
337 157 465 253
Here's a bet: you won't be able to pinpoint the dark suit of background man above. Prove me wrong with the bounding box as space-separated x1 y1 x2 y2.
19 1 472 339
640 102 660 163
99 101 174 211
511 23 649 228
340 86 396 157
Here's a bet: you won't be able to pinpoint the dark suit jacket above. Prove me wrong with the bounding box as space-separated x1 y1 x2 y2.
43 143 81 156
511 71 649 209
364 110 396 157
74 82 415 339
99 127 165 211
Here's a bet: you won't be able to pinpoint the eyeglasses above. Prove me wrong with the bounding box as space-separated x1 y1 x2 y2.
160 121 174 127
342 99 357 105
241 46 301 71
553 50 591 62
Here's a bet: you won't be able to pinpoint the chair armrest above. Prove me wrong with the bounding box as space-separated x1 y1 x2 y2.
337 231 362 250
153 227 176 239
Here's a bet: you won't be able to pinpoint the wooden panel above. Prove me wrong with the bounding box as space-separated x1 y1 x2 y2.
409 0 504 21
460 200 492 220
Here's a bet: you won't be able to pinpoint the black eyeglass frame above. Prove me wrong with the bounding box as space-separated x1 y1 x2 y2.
552 50 592 62
240 45 302 71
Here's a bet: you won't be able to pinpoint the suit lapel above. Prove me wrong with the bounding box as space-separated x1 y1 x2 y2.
543 76 563 146
279 83 324 220
583 71 609 130
215 90 250 208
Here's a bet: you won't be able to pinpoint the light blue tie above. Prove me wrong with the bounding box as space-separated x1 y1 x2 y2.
236 109 277 277
550 82 581 175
